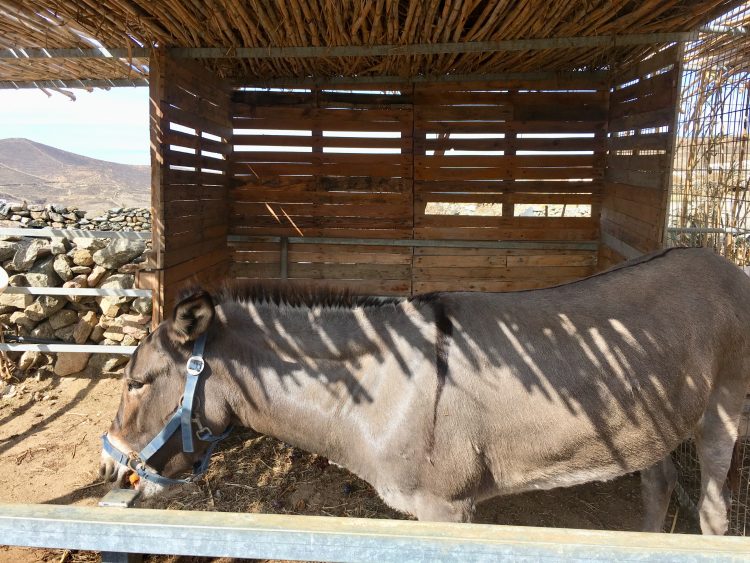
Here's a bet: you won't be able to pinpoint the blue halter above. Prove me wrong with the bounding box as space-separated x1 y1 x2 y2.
101 333 232 486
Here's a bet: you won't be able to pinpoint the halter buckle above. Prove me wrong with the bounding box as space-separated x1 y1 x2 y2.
126 452 143 471
186 355 205 376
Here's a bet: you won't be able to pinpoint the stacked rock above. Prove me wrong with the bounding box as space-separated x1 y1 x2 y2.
0 234 152 378
0 202 151 231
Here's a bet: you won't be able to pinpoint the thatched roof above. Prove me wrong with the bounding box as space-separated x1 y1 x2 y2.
0 0 745 88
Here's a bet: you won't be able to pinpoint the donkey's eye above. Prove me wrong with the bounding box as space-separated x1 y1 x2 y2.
127 380 144 392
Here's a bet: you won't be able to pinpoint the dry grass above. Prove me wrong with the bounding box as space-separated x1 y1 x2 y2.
141 429 404 523
0 1 741 83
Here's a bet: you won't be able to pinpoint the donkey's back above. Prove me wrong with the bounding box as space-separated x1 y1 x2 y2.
414 248 750 533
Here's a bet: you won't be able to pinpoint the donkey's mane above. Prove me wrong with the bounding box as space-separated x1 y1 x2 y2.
209 281 420 310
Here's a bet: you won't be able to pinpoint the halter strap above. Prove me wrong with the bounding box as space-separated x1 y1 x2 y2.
102 332 233 486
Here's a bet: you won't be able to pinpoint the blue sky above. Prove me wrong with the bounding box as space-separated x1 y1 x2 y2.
0 86 150 165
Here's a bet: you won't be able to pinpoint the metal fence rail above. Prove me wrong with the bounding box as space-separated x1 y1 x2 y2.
2 503 750 562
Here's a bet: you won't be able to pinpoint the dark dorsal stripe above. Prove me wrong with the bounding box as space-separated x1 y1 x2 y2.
428 301 453 458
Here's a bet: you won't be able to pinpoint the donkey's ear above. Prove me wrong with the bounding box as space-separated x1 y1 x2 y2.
169 290 215 344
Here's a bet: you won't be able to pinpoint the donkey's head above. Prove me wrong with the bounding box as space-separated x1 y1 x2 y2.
99 289 233 495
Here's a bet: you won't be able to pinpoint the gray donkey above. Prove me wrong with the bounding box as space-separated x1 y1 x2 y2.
100 247 750 534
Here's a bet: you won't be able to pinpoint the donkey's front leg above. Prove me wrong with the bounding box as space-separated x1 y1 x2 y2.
640 455 677 532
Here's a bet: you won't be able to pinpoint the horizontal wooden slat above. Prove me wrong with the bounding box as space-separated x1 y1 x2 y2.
232 193 411 209
162 168 226 186
233 115 409 133
600 217 660 254
232 202 410 219
235 215 411 230
166 104 231 139
606 153 670 171
165 62 232 101
164 235 228 268
604 182 663 207
607 132 671 152
415 180 602 194
417 154 597 168
415 166 600 181
608 85 675 120
234 135 405 150
167 150 228 171
231 225 414 239
610 71 677 106
614 44 678 84
165 199 227 218
414 225 598 241
164 130 231 155
602 193 662 226
282 279 411 295
234 176 411 193
165 209 227 235
413 247 595 256
414 265 592 281
163 184 227 201
231 152 408 166
234 105 407 122
166 86 229 129
415 105 513 121
287 263 411 279
412 279 571 293
414 77 608 92
608 107 673 132
232 162 411 178
420 136 604 153
416 120 604 135
606 167 665 189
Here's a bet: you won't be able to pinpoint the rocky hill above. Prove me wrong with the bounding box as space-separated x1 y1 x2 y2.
0 138 149 214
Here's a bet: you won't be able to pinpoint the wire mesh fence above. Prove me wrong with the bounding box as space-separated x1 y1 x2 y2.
668 4 750 264
667 3 750 535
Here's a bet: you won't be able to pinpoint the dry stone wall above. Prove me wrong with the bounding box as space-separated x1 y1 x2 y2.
0 202 151 231
0 206 152 379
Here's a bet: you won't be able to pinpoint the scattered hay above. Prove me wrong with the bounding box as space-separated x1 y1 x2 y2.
142 429 405 523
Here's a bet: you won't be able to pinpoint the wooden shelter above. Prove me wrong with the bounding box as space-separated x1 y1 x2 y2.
1 0 747 324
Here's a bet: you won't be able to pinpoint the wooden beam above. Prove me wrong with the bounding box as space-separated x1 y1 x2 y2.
0 79 148 89
0 31 705 61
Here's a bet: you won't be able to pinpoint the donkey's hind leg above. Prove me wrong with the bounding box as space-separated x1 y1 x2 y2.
694 382 744 535
641 455 677 532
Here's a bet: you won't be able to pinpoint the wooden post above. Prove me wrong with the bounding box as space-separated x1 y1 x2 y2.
145 50 233 326
147 48 168 327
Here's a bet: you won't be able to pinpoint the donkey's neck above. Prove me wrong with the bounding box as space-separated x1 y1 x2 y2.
215 299 436 474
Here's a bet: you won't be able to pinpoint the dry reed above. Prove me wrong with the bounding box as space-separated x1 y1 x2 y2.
0 0 741 83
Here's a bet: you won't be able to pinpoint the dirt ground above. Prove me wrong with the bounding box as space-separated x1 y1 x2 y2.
0 370 699 563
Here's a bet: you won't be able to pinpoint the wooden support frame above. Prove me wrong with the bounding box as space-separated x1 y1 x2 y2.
599 44 684 269
144 49 233 327
0 29 723 61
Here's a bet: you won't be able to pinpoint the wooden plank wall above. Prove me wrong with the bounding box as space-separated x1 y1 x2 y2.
142 51 232 323
230 87 414 295
600 45 682 269
229 78 606 295
412 78 605 292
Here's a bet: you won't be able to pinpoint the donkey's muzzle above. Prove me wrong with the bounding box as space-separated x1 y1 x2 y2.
99 450 130 487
